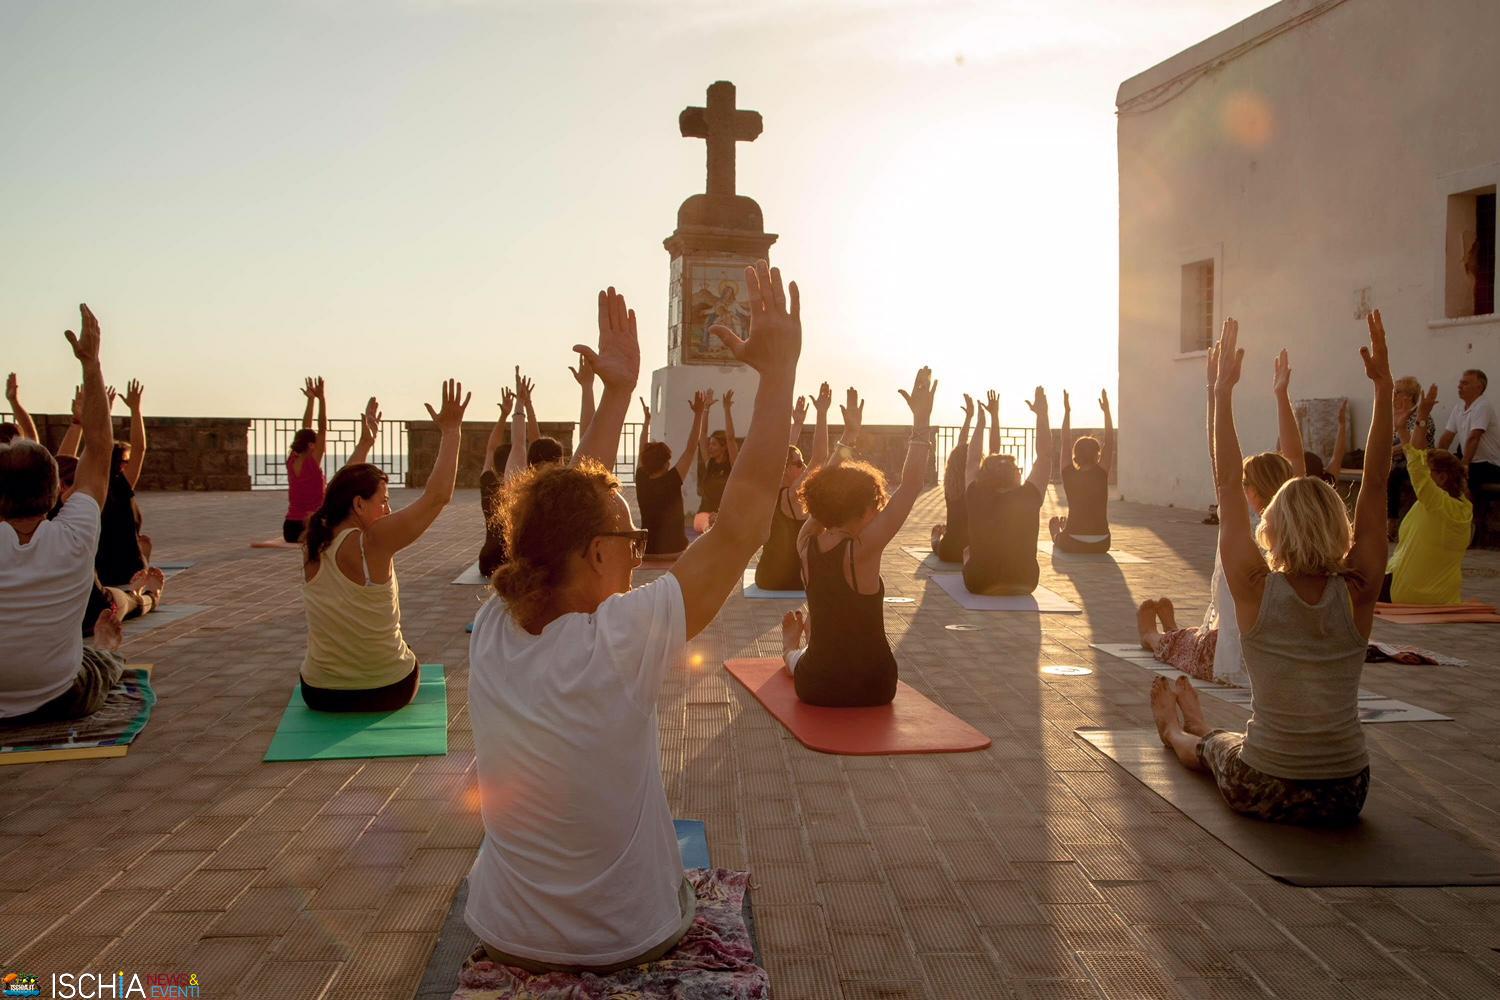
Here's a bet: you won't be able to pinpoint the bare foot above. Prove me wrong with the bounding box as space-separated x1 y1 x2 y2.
1149 676 1178 747
1173 676 1210 736
93 608 123 651
1156 597 1177 632
931 524 943 547
130 566 166 600
781 609 805 655
1136 599 1159 648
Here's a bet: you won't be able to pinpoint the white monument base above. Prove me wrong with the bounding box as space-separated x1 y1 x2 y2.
647 363 764 499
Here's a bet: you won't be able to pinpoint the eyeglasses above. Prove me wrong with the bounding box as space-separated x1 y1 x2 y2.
594 529 650 559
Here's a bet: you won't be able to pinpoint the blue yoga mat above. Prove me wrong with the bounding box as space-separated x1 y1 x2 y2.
675 819 710 869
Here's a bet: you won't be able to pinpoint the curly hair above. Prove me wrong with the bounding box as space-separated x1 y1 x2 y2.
798 461 887 527
493 458 619 630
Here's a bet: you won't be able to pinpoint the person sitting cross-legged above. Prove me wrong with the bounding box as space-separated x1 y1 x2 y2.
1051 388 1115 554
1383 382 1472 604
754 385 829 591
1150 312 1393 826
633 389 709 558
781 371 936 707
298 379 469 712
930 392 976 563
465 265 801 973
694 389 738 531
0 305 126 725
962 386 1053 596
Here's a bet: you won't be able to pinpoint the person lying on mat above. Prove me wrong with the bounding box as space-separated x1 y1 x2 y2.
635 390 709 558
299 379 469 713
0 305 126 725
930 392 975 563
467 266 800 973
1050 388 1115 554
781 372 934 707
4 372 38 443
1150 313 1392 826
48 455 167 644
961 385 1052 596
694 388 738 530
1138 349 1306 686
1383 383 1471 605
754 384 829 591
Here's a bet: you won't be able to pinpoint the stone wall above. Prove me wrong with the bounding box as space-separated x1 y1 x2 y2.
405 421 577 488
27 414 251 491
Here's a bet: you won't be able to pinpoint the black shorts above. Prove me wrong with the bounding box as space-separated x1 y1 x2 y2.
299 666 420 713
283 519 306 544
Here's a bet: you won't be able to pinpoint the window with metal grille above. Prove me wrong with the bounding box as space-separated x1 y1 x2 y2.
1180 259 1214 353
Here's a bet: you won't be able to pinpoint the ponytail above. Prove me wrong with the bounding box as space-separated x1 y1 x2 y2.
304 463 387 563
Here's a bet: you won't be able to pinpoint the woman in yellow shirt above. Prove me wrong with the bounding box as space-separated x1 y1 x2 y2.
1384 384 1472 604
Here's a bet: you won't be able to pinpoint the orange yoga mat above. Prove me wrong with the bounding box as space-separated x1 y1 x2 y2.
250 538 301 550
724 658 991 755
1375 602 1500 624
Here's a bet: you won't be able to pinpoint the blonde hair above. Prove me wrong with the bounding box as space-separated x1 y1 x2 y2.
1257 476 1351 576
1393 375 1421 404
1241 451 1294 508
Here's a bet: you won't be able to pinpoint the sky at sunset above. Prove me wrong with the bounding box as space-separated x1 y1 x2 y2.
2 0 1272 428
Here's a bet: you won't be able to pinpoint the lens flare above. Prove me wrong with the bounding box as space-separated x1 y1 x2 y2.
1220 90 1274 149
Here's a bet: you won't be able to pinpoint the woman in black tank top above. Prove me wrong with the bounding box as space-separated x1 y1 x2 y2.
636 392 709 555
781 373 937 707
755 391 831 590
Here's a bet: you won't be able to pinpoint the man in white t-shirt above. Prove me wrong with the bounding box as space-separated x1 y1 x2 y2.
466 265 802 972
0 304 124 722
1437 368 1500 502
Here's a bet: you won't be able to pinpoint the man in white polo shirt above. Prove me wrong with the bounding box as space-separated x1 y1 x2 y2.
1437 368 1500 503
0 304 123 723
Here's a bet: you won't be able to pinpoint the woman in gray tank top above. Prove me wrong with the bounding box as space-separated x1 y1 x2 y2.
1150 313 1394 826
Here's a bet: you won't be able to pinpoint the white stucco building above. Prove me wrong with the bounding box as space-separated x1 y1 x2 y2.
1117 0 1498 507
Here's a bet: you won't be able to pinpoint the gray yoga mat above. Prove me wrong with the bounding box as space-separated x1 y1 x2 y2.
1076 728 1500 887
119 603 211 636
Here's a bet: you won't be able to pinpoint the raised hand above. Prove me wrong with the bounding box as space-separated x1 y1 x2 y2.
1418 383 1439 421
313 376 326 400
64 304 101 363
897 367 937 427
985 390 999 419
723 388 735 410
124 379 144 411
1272 348 1292 396
813 382 832 414
106 385 118 411
708 260 801 377
1062 390 1071 414
574 286 641 391
4 373 16 403
1338 398 1349 426
640 396 651 422
70 385 83 421
499 387 516 418
792 395 809 424
514 367 535 405
361 396 382 438
424 379 471 433
839 387 864 436
1361 310 1393 386
961 393 974 421
1024 385 1048 417
702 388 718 411
569 355 595 387
1212 318 1244 393
1099 388 1110 415
301 377 317 400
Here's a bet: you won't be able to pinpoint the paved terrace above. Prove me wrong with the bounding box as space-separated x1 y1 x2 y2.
4 486 1500 1000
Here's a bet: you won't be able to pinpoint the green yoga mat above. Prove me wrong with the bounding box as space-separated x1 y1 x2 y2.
263 664 448 762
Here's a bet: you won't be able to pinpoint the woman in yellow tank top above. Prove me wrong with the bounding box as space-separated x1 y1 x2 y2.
299 380 470 711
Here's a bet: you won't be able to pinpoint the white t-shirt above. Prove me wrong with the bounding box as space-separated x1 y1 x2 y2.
465 573 687 967
1445 396 1500 466
0 494 102 718
1203 522 1255 689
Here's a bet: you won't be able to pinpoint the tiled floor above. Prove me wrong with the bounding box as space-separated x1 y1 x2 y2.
4 485 1500 1000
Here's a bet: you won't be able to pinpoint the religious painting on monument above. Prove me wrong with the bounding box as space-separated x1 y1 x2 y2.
684 262 752 364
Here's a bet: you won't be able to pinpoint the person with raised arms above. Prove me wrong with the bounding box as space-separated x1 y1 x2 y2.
1137 349 1306 686
961 385 1052 596
93 379 151 586
281 377 328 543
754 385 829 591
465 264 799 973
0 305 124 724
3 373 38 443
634 390 708 558
930 392 975 563
694 388 738 529
780 372 934 706
477 386 519 578
298 380 468 712
1050 388 1115 554
1150 313 1391 825
1383 383 1472 604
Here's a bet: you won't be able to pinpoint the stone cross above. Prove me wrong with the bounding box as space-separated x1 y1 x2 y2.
679 81 763 198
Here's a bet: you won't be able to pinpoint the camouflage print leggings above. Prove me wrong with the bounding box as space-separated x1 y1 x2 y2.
1197 730 1370 826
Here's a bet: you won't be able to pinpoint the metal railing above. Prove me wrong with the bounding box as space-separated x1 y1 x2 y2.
934 424 1036 480
249 418 408 489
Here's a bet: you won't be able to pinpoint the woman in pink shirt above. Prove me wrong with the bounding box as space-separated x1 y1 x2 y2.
284 377 327 543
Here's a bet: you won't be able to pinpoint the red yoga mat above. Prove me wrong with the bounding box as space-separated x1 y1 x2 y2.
724 658 991 756
250 538 301 549
1375 602 1500 624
